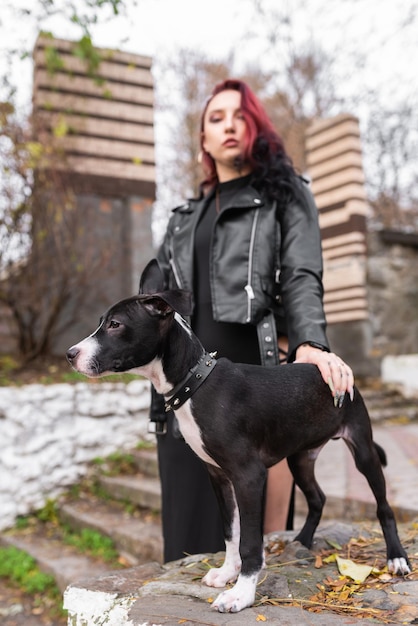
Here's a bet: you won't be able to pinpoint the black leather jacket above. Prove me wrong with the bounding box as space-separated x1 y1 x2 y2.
156 177 329 364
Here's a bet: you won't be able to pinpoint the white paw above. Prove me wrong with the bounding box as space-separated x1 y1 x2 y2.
211 574 258 613
388 557 411 576
203 563 239 588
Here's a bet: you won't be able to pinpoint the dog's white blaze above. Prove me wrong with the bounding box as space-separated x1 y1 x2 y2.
128 357 173 395
70 336 99 375
175 401 219 467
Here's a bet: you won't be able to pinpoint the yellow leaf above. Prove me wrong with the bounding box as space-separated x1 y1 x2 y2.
53 118 69 137
327 538 342 550
336 556 373 583
338 589 352 601
256 615 267 621
323 553 337 564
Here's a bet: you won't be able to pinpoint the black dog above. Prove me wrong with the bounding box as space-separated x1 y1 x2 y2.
66 259 410 613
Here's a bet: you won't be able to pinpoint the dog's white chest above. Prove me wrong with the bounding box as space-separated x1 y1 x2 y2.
175 401 218 467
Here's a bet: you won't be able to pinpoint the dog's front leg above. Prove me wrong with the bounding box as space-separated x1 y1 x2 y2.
208 463 266 613
202 465 242 588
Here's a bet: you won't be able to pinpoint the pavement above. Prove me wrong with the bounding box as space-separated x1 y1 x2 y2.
295 420 418 523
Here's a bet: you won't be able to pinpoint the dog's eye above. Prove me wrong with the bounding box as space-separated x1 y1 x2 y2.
108 320 121 329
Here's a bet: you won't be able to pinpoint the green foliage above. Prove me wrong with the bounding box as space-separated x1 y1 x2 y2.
63 527 120 564
44 43 66 75
0 546 57 594
14 516 30 530
0 355 19 374
136 440 156 450
73 35 102 76
0 355 141 386
52 116 70 138
36 498 59 523
91 450 137 475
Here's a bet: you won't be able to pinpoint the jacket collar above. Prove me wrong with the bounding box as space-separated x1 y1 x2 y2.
174 185 266 214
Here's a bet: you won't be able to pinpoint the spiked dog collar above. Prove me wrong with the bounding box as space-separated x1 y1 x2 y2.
164 351 217 412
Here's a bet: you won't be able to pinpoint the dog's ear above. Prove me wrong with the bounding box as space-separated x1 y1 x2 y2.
141 295 173 318
139 259 165 295
139 258 193 317
141 291 192 318
159 290 193 317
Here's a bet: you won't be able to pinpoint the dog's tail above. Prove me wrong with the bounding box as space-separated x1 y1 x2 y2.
374 442 387 467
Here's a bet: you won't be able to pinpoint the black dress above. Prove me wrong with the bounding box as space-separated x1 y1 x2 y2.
157 176 290 563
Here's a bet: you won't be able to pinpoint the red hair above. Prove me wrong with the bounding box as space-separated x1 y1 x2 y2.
200 79 288 191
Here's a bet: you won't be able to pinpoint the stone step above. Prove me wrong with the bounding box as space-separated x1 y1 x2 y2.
346 381 418 423
59 497 163 565
368 402 418 423
0 531 112 593
131 447 159 478
0 477 164 600
97 474 162 511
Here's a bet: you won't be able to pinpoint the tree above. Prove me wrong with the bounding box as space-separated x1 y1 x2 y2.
0 0 129 363
152 50 234 244
247 0 418 226
364 100 418 228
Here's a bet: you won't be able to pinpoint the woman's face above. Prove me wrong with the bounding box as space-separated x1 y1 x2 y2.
202 89 252 181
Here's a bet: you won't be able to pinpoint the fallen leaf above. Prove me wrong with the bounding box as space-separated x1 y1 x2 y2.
336 556 373 583
315 555 323 568
323 553 337 564
392 604 418 621
256 614 267 621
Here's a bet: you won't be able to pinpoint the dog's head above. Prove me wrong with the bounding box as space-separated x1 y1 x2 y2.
66 259 192 377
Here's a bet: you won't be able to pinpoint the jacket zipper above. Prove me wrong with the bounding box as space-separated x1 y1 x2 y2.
169 257 183 289
245 209 260 322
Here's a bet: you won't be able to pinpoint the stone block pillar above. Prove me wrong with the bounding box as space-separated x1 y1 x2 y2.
306 114 374 374
32 35 156 352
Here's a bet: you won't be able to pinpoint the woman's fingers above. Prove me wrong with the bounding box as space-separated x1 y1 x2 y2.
295 346 354 407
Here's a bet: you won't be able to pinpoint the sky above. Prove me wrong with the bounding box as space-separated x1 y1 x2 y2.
2 0 417 110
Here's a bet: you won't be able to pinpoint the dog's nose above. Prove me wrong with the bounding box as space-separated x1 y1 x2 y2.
66 346 80 364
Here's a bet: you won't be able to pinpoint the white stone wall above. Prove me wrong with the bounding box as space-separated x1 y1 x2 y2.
0 380 152 531
382 354 418 397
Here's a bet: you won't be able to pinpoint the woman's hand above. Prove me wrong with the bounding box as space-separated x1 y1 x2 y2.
294 343 354 407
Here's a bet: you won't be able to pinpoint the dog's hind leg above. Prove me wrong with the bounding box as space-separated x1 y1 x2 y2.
287 447 326 548
344 434 411 575
206 461 267 612
202 464 242 588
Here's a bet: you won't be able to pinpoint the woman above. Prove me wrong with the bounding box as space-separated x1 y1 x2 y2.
151 79 354 563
